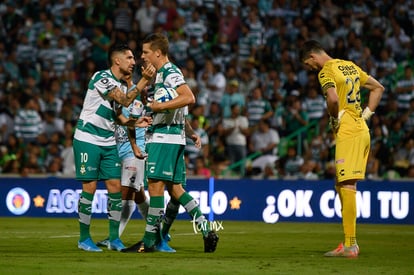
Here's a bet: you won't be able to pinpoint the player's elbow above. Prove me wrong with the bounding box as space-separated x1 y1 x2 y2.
378 83 385 94
186 93 196 105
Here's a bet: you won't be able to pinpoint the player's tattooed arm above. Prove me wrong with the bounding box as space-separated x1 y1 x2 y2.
107 64 156 107
108 86 139 107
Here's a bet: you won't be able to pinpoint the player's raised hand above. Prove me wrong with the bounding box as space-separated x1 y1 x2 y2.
141 63 156 81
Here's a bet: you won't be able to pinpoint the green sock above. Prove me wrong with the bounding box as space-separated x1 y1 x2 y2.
107 192 122 241
78 191 94 242
162 199 180 238
178 192 210 237
143 196 164 248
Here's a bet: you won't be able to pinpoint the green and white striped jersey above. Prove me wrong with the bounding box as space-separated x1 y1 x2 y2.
74 69 121 146
148 62 188 145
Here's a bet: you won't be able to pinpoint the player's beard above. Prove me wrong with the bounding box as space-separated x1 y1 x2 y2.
120 65 134 76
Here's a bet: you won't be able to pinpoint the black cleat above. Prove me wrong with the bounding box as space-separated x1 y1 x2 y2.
121 240 155 253
203 231 219 253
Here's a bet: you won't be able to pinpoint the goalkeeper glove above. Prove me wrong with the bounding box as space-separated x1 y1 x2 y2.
329 116 339 133
362 107 374 121
329 110 345 133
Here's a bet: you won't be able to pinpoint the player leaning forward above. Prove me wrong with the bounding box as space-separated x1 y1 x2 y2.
73 43 155 252
136 33 218 252
299 40 384 257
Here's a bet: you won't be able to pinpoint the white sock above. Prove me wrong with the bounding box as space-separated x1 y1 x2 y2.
137 198 149 220
119 200 136 236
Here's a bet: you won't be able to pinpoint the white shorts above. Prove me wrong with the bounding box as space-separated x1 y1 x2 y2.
121 157 145 191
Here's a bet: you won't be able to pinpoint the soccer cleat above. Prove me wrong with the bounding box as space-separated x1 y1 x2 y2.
78 238 103 252
324 243 359 258
121 240 155 253
108 238 126 251
96 237 109 247
155 239 176 253
203 231 219 253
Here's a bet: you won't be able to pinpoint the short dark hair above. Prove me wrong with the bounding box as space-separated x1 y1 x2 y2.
298 40 325 62
142 33 169 55
107 43 132 66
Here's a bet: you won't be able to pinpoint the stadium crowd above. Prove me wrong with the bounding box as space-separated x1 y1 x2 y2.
1 0 414 180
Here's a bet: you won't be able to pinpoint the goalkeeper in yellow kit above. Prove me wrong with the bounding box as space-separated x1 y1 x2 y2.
299 40 384 257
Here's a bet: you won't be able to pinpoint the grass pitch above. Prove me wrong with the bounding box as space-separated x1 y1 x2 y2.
0 217 413 275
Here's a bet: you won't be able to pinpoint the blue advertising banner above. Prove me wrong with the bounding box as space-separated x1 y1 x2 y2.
0 177 413 224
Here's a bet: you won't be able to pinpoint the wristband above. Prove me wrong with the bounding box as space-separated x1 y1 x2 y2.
127 84 137 92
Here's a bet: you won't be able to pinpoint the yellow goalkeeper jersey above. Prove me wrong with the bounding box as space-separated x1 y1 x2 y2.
318 59 369 120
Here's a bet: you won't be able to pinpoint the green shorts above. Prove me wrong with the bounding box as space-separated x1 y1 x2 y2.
145 142 186 187
73 139 121 181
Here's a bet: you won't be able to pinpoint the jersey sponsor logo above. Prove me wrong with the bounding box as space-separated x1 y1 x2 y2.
162 171 173 176
125 165 137 171
336 159 345 164
338 65 357 76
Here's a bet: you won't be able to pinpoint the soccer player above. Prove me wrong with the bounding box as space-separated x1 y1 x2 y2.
73 43 155 252
299 40 384 257
126 32 219 253
96 76 152 248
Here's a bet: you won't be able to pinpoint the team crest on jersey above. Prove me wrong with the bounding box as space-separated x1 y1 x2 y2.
80 164 86 175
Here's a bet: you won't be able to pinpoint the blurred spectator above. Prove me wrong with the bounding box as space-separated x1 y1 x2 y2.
0 105 14 143
205 101 222 150
246 86 273 132
183 8 207 44
194 155 211 178
42 110 65 139
218 5 241 44
385 20 411 62
392 138 414 177
188 35 209 73
248 119 279 175
283 95 309 136
220 79 245 118
220 104 249 176
280 145 304 179
401 98 414 138
376 48 397 77
237 23 256 66
209 136 229 178
134 0 159 38
90 24 111 70
185 116 209 168
238 66 259 98
304 134 330 176
301 86 326 124
50 35 73 78
113 0 133 33
61 137 75 176
298 160 319 180
366 148 380 180
155 0 180 32
169 29 189 68
14 94 44 144
394 65 414 112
